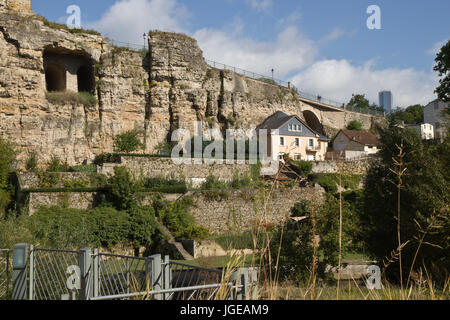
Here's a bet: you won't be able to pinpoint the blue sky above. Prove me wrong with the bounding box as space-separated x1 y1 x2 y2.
31 0 450 108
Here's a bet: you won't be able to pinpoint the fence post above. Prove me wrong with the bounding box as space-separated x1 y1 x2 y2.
229 268 244 300
149 254 162 300
28 245 34 300
163 255 171 300
92 248 99 299
78 248 92 300
11 243 28 300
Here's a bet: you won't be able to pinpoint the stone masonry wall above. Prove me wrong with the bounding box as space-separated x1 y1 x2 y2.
184 186 324 234
98 156 253 181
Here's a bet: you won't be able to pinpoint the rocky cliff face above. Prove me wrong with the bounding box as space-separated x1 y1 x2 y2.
0 9 382 167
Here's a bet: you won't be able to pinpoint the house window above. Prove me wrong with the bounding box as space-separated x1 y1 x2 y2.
288 124 292 131
294 138 300 147
294 154 301 161
278 153 285 160
309 139 314 147
280 137 285 146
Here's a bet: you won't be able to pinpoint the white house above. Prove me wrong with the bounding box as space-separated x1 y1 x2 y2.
424 99 449 142
256 111 330 162
406 123 434 140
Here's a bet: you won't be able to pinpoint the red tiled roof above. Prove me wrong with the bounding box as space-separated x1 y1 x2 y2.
341 130 380 147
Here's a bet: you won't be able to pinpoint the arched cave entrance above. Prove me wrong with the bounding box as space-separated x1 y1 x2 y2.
77 64 95 93
303 110 325 136
45 62 66 92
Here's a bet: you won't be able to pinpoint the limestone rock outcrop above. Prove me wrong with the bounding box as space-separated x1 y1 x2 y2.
0 7 383 167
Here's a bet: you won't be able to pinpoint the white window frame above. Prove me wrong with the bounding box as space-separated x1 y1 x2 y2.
294 138 300 147
280 137 285 146
294 154 301 161
278 153 285 160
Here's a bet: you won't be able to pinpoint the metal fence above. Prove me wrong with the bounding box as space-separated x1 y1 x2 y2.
204 58 385 117
0 249 11 300
96 252 154 299
5 244 258 301
31 247 81 300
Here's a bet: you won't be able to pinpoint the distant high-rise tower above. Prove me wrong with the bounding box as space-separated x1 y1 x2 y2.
379 91 393 114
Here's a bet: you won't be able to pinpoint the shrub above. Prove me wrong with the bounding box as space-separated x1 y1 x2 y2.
288 159 313 176
86 206 130 248
25 152 38 172
270 204 314 282
201 174 228 190
128 205 161 250
158 198 209 241
230 171 251 189
0 137 16 190
29 206 94 249
46 156 70 172
114 130 144 153
108 166 139 210
346 120 363 131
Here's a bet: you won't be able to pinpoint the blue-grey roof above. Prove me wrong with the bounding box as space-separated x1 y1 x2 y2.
257 111 330 140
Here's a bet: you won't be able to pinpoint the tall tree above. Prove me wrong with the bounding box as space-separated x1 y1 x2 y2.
434 40 450 102
347 94 370 110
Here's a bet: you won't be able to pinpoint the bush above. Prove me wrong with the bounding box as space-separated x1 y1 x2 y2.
25 152 38 172
46 156 70 172
201 174 228 190
114 130 144 153
128 205 161 249
346 120 363 131
270 202 314 282
108 166 139 210
288 159 313 176
158 198 209 241
86 206 130 248
29 206 94 249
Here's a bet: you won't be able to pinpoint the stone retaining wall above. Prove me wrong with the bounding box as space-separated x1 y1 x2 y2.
183 186 325 234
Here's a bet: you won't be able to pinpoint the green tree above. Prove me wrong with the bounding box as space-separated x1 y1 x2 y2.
346 120 363 131
347 94 370 110
434 40 450 102
108 166 139 210
0 137 16 218
389 105 424 125
361 124 449 285
270 201 314 282
114 130 144 153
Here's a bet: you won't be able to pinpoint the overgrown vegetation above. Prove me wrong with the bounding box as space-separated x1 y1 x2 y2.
113 130 144 153
346 120 363 131
36 15 101 36
46 91 98 108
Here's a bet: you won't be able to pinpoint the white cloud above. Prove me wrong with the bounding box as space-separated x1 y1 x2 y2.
290 59 438 107
88 0 189 45
319 27 356 45
88 0 439 108
245 0 273 12
194 26 317 78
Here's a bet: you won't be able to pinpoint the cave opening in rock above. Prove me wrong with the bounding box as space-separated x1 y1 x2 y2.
45 62 66 92
77 64 95 93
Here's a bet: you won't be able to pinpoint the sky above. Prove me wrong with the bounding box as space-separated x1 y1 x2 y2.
31 0 450 108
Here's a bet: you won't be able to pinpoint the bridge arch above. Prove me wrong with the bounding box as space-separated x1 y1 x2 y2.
303 110 325 136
